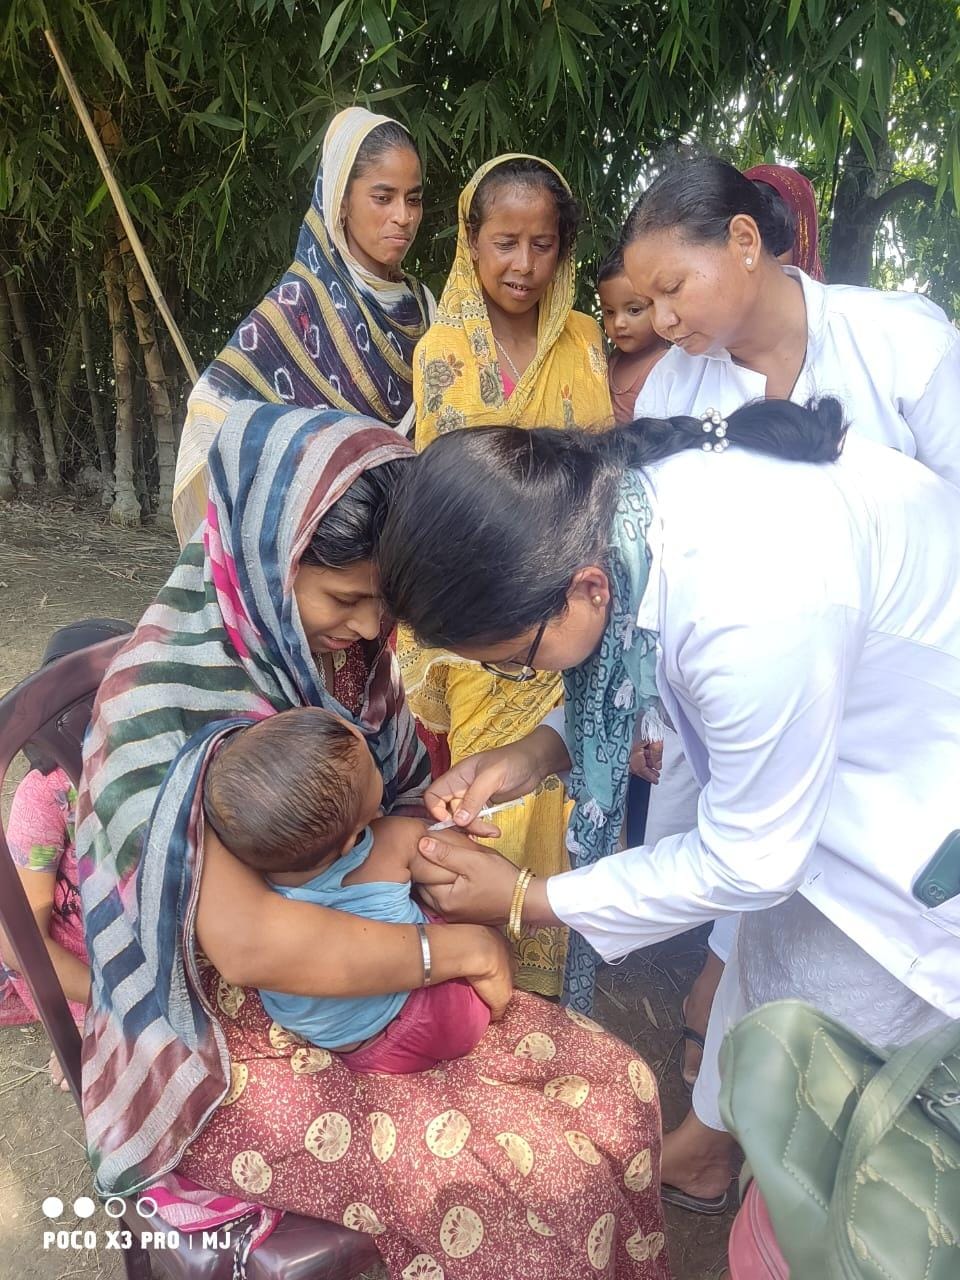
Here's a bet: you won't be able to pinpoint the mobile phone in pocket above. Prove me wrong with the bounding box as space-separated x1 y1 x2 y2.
912 831 960 908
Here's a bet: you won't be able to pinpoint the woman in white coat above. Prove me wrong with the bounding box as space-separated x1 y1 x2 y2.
626 154 960 1099
377 400 960 1213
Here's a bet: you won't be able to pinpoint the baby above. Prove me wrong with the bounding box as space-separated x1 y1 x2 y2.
597 248 669 424
202 707 490 1073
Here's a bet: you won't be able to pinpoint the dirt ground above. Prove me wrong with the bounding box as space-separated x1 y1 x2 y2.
0 495 732 1280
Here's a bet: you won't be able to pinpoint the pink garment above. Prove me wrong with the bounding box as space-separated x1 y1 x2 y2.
339 977 491 1074
608 347 668 424
500 367 516 399
0 767 88 1027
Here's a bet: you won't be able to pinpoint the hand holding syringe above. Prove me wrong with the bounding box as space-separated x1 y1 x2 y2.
427 797 523 832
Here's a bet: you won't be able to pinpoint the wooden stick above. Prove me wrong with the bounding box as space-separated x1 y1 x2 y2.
44 27 199 384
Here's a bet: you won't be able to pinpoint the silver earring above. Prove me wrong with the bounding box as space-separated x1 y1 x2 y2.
591 594 603 606
745 256 754 267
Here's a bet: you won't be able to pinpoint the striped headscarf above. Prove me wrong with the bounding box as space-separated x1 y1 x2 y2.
173 107 434 544
77 402 427 1196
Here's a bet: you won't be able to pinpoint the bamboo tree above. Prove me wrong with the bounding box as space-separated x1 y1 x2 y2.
74 259 113 505
2 266 60 488
52 310 81 459
15 435 37 489
0 275 17 500
103 234 140 526
120 225 176 525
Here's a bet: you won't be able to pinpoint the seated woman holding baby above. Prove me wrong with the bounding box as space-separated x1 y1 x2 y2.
77 401 669 1279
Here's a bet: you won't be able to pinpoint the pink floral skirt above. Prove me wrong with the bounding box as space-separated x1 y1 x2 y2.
177 970 671 1279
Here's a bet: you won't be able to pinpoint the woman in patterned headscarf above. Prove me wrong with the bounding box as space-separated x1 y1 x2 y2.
172 106 434 544
398 155 613 1001
743 163 825 280
79 401 669 1280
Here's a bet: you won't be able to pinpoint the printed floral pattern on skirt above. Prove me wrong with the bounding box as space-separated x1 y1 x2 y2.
177 967 670 1279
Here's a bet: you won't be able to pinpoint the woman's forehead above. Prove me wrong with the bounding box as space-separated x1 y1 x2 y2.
478 186 558 235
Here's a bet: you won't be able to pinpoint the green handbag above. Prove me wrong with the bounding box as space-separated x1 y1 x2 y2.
718 999 960 1279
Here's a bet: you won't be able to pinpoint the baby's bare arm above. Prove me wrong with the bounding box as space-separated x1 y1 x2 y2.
342 816 428 886
343 816 466 888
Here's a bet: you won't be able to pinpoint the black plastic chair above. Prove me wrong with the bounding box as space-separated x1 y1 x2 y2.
0 636 380 1280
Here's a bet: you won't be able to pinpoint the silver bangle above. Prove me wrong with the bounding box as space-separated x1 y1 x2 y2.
416 923 432 987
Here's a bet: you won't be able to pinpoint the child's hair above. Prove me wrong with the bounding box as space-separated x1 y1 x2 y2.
203 707 370 874
596 247 626 288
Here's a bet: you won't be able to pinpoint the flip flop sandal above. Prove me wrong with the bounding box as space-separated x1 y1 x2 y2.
660 1181 732 1217
678 997 706 1089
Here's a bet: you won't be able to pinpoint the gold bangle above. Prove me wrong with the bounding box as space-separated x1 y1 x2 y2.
507 867 534 943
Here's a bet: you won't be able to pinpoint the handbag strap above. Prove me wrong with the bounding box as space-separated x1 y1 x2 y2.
827 1018 960 1279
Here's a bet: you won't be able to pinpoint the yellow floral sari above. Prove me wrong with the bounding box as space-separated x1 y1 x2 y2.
399 154 613 997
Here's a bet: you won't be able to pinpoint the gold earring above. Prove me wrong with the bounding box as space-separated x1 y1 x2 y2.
591 594 603 606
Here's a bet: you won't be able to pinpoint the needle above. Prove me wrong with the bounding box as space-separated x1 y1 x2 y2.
427 798 521 832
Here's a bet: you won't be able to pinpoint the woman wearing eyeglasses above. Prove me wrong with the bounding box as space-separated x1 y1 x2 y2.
398 153 612 999
379 397 960 1209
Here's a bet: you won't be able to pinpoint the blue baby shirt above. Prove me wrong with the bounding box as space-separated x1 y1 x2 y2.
258 827 426 1049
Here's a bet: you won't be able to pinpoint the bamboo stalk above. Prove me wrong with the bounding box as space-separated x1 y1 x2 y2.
52 311 81 457
74 260 114 504
103 233 140 527
44 26 199 385
0 275 17 499
119 222 176 526
3 265 61 488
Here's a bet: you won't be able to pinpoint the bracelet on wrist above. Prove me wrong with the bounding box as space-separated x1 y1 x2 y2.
507 867 535 943
416 922 432 987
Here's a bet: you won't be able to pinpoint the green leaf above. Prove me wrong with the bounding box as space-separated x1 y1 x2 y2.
786 0 803 35
290 127 327 174
363 3 392 52
150 0 167 42
136 183 162 209
319 0 353 59
363 84 413 101
558 27 585 101
364 39 398 68
560 5 603 38
215 193 230 249
85 181 108 215
196 111 245 131
82 7 132 87
144 49 174 114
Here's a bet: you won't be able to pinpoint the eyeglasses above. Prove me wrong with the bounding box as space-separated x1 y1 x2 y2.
480 618 549 683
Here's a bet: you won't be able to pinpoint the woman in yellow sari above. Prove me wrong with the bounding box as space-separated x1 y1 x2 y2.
399 154 612 997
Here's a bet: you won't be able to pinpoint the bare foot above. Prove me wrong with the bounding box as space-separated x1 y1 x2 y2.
48 1050 69 1092
681 948 725 1085
661 1108 736 1200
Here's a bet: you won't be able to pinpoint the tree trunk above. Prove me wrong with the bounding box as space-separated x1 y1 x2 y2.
15 432 37 489
103 235 140 527
134 370 151 514
3 266 60 487
74 259 114 505
52 312 81 461
119 224 176 526
0 275 17 499
825 129 937 286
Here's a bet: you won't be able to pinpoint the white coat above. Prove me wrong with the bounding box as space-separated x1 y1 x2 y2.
634 267 960 487
546 435 960 1018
